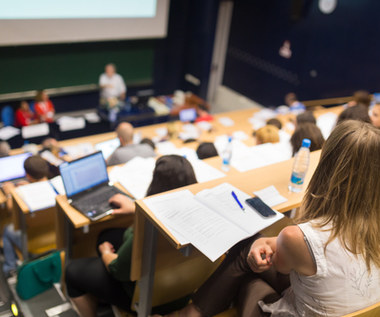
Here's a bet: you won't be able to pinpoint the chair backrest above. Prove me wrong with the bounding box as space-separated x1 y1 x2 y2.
342 301 380 317
1 106 14 126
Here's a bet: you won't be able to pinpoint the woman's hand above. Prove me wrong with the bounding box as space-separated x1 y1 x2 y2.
109 194 135 215
247 238 275 273
98 241 115 255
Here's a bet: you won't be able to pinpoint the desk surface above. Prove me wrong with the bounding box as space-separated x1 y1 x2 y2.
130 150 321 280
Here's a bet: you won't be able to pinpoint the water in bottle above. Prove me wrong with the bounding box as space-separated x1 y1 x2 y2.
221 136 233 172
289 138 311 192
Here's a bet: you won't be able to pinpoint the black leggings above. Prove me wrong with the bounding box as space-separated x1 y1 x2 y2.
65 228 133 311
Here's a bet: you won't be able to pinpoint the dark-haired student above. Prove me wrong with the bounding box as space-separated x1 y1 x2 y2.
157 120 380 317
196 142 218 160
140 137 156 150
290 123 325 156
2 156 50 276
266 118 282 130
336 104 371 125
65 155 197 316
296 111 316 126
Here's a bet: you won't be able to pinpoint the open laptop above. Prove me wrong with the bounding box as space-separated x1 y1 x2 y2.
59 151 130 221
0 152 33 185
94 138 120 160
179 108 197 122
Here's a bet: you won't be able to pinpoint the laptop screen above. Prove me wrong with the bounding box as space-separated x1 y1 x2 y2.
179 108 197 122
94 138 120 160
0 152 33 183
60 151 109 198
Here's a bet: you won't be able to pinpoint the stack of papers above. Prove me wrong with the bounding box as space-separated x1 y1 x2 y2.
253 186 288 207
144 183 283 261
84 112 101 123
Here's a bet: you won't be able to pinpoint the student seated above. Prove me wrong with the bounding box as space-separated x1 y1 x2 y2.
345 90 372 108
290 123 325 156
15 101 37 127
107 122 156 166
255 125 280 145
284 92 305 112
2 156 50 277
158 120 380 317
196 142 218 160
266 118 282 130
295 111 316 126
336 104 371 125
34 90 55 123
370 103 380 128
140 137 156 150
65 155 197 316
0 141 10 158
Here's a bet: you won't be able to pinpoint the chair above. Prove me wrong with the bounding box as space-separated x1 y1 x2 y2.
1 105 14 126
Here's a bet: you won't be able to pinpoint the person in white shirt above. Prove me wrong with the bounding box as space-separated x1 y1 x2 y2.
99 64 127 121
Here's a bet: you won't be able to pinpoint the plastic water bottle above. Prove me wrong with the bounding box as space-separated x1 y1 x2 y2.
289 138 311 192
222 136 233 172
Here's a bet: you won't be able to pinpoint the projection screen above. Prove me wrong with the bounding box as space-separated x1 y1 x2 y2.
0 0 169 46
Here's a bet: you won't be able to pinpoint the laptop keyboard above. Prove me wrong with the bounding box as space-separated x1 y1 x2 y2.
72 186 122 213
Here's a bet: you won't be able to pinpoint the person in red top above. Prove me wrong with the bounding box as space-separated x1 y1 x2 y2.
15 101 37 127
34 90 55 123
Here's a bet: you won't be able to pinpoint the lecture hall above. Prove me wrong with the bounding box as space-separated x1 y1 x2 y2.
0 1 380 317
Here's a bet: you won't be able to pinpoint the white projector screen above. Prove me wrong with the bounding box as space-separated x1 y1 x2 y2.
0 0 169 46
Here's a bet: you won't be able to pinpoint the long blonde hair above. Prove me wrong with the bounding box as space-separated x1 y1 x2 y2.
297 120 380 270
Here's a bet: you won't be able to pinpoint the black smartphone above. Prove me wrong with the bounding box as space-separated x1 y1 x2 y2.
245 197 276 217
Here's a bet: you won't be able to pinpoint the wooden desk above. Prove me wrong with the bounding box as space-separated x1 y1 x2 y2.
131 150 321 316
10 186 57 259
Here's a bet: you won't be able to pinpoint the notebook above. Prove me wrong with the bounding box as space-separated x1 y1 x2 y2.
59 151 129 221
0 152 32 184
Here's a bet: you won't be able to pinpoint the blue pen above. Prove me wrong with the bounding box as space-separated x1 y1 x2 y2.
231 191 245 211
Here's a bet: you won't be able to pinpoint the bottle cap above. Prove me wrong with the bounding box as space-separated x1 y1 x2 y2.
228 136 233 142
302 138 311 148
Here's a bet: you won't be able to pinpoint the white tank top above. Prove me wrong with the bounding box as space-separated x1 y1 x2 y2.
259 222 380 316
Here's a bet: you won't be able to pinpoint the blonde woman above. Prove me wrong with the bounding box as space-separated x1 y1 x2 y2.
255 125 280 145
160 120 380 317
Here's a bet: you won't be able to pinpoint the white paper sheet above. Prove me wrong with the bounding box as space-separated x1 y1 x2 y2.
0 126 20 140
58 116 86 132
22 123 49 139
144 183 284 262
253 185 288 207
317 112 338 139
232 130 249 141
187 157 225 183
63 143 95 159
231 143 291 172
16 181 57 212
49 175 66 195
113 157 156 200
40 150 65 166
144 190 249 261
196 121 212 131
155 141 178 155
84 112 101 123
218 117 235 127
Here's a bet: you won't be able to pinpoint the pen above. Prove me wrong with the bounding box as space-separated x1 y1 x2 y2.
231 191 245 211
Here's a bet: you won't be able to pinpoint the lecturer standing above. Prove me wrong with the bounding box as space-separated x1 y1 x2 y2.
99 63 127 121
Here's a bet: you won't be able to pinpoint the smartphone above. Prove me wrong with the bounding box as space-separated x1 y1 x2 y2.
245 197 276 217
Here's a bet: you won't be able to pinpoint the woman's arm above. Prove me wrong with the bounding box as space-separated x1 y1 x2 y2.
99 241 118 271
248 226 317 276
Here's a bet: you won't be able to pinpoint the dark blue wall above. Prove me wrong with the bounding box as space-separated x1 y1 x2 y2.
223 0 380 106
